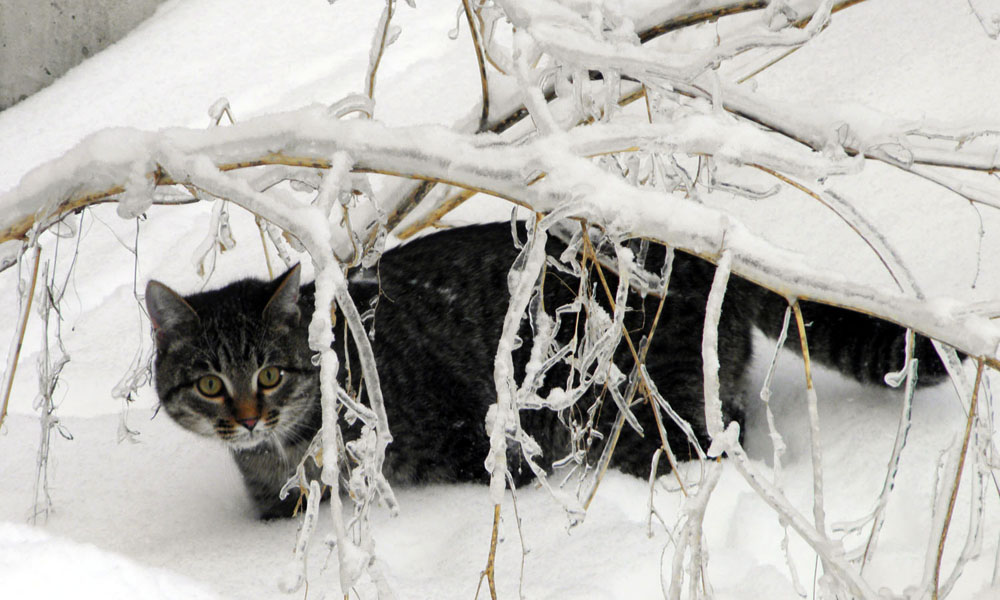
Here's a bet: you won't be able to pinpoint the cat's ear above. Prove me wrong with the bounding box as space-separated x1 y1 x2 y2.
263 264 301 324
145 280 199 348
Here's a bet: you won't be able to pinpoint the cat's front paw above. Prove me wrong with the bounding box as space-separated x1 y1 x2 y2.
256 493 302 520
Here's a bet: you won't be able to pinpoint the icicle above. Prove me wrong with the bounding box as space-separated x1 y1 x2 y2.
278 479 323 593
701 248 733 448
489 224 548 504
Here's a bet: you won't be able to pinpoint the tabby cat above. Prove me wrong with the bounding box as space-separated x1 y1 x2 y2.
145 222 948 518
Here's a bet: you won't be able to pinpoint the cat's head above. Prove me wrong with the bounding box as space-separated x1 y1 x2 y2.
145 266 319 451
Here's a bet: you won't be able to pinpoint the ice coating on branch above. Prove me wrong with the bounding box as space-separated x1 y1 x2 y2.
278 479 322 594
4 104 997 360
0 126 150 232
519 311 556 399
489 224 548 504
701 248 732 441
207 97 231 125
328 93 374 119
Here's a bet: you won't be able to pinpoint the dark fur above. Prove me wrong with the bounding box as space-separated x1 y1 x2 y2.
146 222 947 518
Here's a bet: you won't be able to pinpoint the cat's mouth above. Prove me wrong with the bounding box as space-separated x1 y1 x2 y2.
223 427 276 450
215 417 278 450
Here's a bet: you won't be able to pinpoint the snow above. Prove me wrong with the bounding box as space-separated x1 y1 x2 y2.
0 521 220 600
1 0 999 598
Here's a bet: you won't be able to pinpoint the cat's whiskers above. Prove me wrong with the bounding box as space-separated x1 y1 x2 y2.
271 403 317 447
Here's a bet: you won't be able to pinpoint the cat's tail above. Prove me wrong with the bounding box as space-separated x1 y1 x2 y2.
746 284 953 387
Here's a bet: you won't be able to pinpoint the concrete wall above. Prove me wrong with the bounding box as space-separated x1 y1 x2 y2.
0 0 167 110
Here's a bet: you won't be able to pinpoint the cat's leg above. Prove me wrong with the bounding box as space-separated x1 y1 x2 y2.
255 488 303 520
230 445 323 519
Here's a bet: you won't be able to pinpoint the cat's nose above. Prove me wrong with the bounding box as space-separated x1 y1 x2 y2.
237 417 259 431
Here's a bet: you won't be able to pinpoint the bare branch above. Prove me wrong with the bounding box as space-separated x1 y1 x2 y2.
0 243 40 430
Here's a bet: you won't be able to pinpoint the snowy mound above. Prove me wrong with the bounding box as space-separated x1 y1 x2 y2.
0 522 218 600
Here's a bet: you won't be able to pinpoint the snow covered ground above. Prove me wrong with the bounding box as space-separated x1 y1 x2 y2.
1 0 999 598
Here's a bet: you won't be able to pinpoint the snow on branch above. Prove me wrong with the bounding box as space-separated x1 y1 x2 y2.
2 108 999 363
497 0 836 82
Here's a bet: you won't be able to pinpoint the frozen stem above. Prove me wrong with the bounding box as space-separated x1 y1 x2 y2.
279 479 323 593
853 330 916 568
0 243 40 430
365 0 399 114
791 300 833 588
461 0 490 131
932 359 985 600
255 216 274 279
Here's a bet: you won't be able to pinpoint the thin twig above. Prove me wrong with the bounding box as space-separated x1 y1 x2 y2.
933 359 985 600
792 300 833 589
256 216 274 279
396 188 477 240
475 504 502 600
736 46 801 83
461 0 490 131
0 243 41 430
365 0 397 113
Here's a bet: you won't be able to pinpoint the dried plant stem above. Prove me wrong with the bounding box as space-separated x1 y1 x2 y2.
758 307 811 594
365 0 397 111
396 188 478 240
736 46 801 83
933 359 985 600
461 0 490 131
792 300 833 586
256 216 274 279
475 504 502 600
0 244 41 430
278 479 323 593
637 0 860 43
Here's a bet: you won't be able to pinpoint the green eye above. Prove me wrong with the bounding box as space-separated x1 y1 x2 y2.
196 375 224 398
258 366 282 389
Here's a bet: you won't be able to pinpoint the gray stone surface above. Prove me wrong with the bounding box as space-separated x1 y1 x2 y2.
1 0 167 110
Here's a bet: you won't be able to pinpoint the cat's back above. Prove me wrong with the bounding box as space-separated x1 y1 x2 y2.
369 223 522 334
377 222 520 285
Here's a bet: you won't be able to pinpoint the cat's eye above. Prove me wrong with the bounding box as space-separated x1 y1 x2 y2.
258 366 282 390
196 375 224 398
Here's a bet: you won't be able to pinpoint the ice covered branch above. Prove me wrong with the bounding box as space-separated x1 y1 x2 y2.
2 110 999 364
